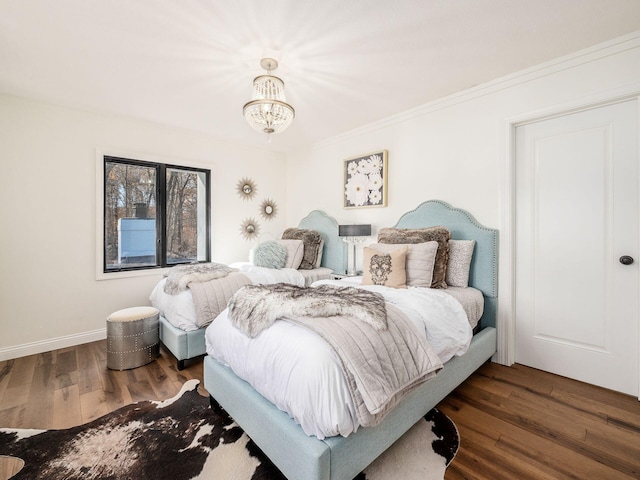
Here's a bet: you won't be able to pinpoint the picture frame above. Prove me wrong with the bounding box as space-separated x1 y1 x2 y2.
343 150 388 208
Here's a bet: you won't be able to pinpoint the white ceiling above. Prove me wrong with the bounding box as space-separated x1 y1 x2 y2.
2 0 640 152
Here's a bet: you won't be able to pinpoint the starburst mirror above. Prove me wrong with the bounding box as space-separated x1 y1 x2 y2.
236 178 257 201
260 199 278 220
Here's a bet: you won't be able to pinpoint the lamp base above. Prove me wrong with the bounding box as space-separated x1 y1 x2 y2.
345 239 364 277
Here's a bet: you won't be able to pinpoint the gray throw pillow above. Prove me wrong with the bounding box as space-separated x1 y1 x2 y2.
250 241 288 269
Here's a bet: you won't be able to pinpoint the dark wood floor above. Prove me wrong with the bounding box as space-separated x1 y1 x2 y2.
1 341 639 479
438 362 640 480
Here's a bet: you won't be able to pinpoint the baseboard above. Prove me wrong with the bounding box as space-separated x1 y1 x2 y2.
0 328 107 361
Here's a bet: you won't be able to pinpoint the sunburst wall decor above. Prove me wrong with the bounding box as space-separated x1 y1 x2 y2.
240 218 260 240
259 199 278 220
236 177 257 201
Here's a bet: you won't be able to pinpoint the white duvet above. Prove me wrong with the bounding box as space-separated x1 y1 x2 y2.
150 264 306 331
205 278 472 439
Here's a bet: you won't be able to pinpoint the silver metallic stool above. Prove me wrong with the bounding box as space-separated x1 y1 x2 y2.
106 306 160 370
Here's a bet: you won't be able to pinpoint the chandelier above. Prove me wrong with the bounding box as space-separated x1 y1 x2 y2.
243 58 295 136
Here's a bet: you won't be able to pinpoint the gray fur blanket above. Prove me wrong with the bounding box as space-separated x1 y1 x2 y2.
228 283 387 338
164 262 238 295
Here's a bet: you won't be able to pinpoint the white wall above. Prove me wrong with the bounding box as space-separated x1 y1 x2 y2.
0 95 287 357
287 32 640 229
285 32 640 362
2 32 639 361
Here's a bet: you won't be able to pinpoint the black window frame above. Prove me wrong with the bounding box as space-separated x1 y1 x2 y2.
103 155 211 273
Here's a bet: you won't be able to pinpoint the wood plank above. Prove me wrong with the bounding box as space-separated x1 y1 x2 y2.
494 433 633 480
142 358 179 400
75 342 103 395
100 368 132 411
550 388 640 433
0 361 14 401
54 349 78 390
443 402 633 480
22 361 56 429
511 363 639 414
126 379 157 403
6 355 35 389
441 363 640 480
453 381 589 441
0 384 30 418
52 384 81 429
79 389 109 424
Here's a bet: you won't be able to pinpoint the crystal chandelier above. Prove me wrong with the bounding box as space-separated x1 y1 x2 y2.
243 58 295 136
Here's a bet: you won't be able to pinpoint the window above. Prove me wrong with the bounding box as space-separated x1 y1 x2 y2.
103 156 210 272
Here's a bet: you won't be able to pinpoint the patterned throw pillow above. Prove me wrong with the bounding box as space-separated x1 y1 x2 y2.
361 246 408 288
367 242 438 287
377 227 450 289
446 239 475 287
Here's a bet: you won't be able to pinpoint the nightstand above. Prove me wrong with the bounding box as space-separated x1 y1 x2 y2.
331 273 362 280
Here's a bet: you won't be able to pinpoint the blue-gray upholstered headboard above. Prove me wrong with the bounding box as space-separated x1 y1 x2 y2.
298 210 346 275
394 200 499 329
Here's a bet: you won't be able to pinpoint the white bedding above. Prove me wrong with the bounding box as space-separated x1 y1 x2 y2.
150 264 307 332
205 278 472 439
297 266 333 286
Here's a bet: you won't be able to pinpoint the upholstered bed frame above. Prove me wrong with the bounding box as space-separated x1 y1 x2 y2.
159 210 347 370
203 200 498 480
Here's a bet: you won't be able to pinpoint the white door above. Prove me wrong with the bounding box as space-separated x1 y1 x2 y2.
515 99 639 397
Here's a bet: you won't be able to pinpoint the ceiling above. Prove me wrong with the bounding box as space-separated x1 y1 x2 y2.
2 1 640 153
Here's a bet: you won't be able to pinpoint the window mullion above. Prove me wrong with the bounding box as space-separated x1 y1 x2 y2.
157 164 167 267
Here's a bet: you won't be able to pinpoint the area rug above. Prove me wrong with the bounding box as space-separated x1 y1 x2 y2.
0 380 458 480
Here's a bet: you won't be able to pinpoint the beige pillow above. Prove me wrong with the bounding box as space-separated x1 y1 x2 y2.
446 239 475 287
275 239 305 269
281 228 323 270
377 227 450 289
361 246 408 288
368 242 437 287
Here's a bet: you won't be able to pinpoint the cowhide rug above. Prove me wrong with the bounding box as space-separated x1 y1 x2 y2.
0 380 458 480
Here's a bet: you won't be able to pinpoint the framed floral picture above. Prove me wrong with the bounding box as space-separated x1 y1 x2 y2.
343 150 388 208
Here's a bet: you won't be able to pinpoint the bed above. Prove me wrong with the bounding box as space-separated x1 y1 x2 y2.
203 200 498 480
152 210 346 369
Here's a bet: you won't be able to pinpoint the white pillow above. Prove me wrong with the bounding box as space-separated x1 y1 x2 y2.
446 239 475 287
367 241 438 287
275 239 305 269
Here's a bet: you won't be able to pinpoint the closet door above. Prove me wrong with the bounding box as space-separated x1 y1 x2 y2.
515 99 639 397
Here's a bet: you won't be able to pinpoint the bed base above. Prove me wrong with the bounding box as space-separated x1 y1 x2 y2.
159 316 206 370
204 199 499 479
205 327 495 480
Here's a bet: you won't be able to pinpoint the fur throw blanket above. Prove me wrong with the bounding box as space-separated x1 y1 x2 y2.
228 283 388 337
164 262 238 295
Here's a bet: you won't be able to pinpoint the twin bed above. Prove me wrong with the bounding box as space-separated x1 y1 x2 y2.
153 200 498 480
151 210 343 369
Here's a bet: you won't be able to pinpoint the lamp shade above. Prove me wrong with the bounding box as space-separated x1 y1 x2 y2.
338 224 372 237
